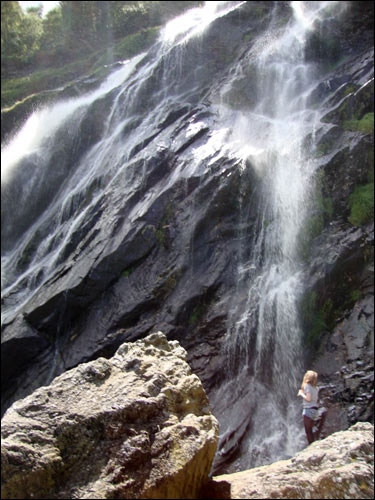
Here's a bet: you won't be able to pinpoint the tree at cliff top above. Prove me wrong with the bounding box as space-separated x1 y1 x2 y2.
1 1 202 76
1 1 42 71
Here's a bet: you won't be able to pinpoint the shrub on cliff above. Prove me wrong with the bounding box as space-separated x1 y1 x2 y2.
349 182 374 226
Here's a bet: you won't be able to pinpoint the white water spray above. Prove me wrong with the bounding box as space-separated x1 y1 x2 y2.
1 56 145 184
1 2 248 322
210 0 342 471
1 0 347 471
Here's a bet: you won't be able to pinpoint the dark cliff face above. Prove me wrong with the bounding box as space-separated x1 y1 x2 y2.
1 0 374 473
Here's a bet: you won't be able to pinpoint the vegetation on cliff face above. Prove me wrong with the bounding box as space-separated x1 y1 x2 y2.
1 0 373 480
1 1 201 109
349 181 374 226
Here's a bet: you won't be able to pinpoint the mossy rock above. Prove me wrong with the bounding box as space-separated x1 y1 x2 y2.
321 80 374 125
1 56 99 109
299 270 365 354
189 302 207 326
348 182 374 226
344 112 374 134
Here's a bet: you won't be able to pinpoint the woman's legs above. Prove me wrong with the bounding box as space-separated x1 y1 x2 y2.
303 415 315 444
313 407 327 440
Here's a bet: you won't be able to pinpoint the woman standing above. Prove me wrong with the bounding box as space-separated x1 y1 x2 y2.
297 370 319 444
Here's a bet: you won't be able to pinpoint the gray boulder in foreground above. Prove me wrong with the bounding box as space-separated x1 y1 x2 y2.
208 422 374 499
1 332 218 499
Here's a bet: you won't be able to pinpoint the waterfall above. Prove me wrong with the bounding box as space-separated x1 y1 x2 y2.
1 0 349 471
210 1 342 472
1 54 147 322
1 1 244 318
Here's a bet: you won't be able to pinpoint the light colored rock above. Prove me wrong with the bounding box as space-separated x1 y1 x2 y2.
212 422 374 499
1 332 218 499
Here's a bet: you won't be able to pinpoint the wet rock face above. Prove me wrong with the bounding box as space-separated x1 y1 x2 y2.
312 291 374 437
1 332 218 500
2 0 263 414
1 0 374 475
210 422 374 499
301 37 374 436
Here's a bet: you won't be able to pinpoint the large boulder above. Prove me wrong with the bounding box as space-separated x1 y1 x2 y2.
1 332 218 499
208 422 374 499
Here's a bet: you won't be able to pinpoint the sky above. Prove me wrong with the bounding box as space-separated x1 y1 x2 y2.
19 1 60 17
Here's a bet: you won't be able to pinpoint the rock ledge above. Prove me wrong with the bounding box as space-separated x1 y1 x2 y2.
209 422 374 499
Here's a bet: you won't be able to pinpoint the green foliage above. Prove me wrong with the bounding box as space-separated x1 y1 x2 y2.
1 1 42 67
1 55 100 108
300 290 340 351
343 84 357 96
1 1 23 54
155 227 167 248
350 290 361 303
348 182 374 226
344 112 374 134
1 1 202 110
38 7 64 62
307 214 324 238
317 192 333 219
189 302 206 326
122 264 137 277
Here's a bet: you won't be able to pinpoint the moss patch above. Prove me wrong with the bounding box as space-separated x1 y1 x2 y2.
1 55 99 109
348 182 374 226
122 264 137 278
350 290 361 303
301 269 367 353
188 303 207 327
344 112 374 134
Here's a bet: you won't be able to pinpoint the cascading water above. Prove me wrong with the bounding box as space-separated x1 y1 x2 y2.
1 54 147 321
1 0 351 472
1 0 251 401
1 1 244 324
210 0 344 472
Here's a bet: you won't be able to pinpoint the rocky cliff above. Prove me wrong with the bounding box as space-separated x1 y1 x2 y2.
1 332 218 499
1 0 374 475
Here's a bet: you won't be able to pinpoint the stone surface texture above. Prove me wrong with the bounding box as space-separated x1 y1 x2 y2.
1 332 218 499
210 422 374 499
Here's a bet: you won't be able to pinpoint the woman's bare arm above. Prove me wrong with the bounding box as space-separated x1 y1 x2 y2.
297 389 312 401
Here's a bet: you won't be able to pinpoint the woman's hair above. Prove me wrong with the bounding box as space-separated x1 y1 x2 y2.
301 370 318 390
